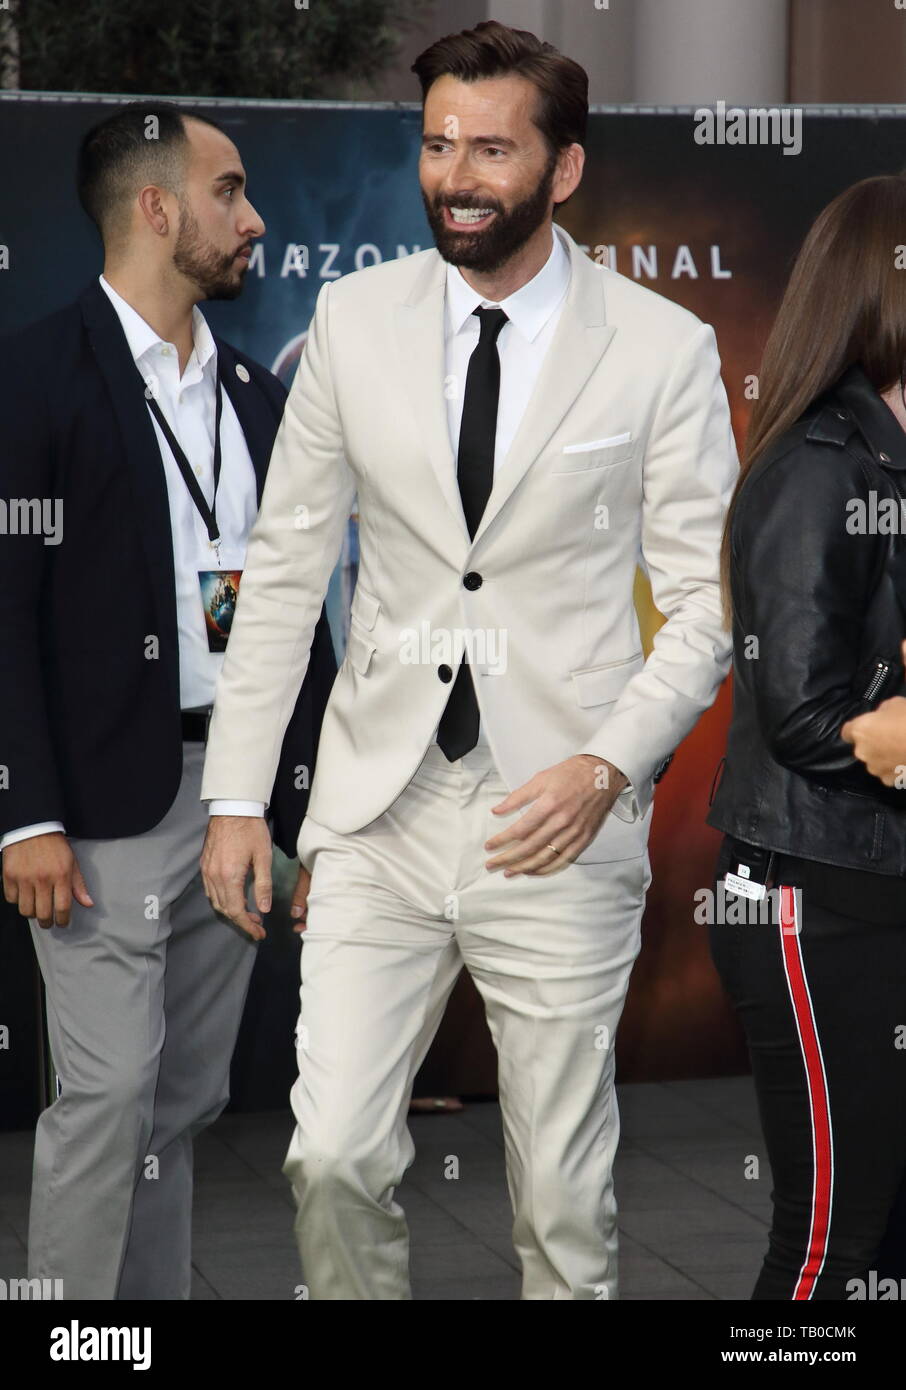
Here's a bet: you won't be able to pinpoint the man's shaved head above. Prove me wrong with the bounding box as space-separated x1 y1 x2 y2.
76 102 225 251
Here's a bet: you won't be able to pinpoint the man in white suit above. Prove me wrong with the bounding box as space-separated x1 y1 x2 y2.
200 20 738 1299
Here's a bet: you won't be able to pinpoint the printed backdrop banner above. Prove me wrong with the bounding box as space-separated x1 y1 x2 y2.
2 95 902 1083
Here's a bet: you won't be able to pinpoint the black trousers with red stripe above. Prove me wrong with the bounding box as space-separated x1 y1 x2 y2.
710 834 906 1300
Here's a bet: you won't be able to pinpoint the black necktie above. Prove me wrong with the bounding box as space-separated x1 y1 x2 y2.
437 306 509 762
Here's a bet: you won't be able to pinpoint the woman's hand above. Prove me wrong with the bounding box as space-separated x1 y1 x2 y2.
841 639 906 785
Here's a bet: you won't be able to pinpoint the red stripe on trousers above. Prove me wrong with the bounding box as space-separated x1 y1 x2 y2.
778 884 832 1300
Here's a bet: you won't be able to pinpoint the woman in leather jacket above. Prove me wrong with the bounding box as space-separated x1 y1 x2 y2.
707 174 906 1300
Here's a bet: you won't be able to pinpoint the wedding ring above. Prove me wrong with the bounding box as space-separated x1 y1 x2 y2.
547 842 560 856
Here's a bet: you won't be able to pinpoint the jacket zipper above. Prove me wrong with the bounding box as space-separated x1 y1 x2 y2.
862 661 890 702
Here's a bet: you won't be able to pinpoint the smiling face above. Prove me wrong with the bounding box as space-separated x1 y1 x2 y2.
171 118 265 301
419 73 578 274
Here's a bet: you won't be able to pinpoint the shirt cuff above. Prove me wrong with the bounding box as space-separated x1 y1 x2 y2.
610 780 641 823
207 800 267 818
0 821 66 851
580 754 640 823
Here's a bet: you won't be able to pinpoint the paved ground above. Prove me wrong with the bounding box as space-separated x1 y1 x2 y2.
0 1076 770 1299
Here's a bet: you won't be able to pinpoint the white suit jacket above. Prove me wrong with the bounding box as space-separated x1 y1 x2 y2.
201 225 739 864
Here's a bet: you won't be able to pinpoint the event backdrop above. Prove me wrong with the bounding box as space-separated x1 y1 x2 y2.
2 95 904 1103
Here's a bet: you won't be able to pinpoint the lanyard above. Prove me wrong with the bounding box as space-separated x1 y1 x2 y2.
140 356 225 563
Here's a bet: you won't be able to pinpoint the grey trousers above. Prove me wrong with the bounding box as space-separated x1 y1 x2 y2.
27 740 257 1300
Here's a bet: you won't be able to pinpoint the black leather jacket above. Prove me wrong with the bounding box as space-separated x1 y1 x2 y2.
707 363 906 875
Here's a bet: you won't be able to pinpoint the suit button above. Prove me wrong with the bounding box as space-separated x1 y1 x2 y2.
438 664 453 682
463 571 482 590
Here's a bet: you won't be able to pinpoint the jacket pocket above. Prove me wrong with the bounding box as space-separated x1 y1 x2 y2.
345 627 376 675
860 658 892 705
562 432 632 453
349 583 381 631
570 652 644 707
551 438 636 474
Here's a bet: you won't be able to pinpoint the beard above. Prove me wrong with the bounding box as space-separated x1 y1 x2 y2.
172 196 248 301
421 148 558 274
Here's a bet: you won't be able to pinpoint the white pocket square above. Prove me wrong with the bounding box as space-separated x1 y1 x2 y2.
562 432 632 454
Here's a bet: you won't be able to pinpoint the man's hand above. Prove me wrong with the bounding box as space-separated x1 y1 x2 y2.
485 754 629 876
200 815 273 941
290 864 312 935
2 832 94 928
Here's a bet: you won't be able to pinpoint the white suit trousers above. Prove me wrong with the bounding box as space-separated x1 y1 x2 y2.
283 741 650 1299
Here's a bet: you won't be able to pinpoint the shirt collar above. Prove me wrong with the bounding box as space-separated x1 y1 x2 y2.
98 273 216 378
445 223 571 342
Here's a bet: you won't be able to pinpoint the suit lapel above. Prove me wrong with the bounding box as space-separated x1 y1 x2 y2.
79 281 178 677
81 284 277 604
393 253 470 547
472 231 617 547
217 340 272 507
394 230 618 553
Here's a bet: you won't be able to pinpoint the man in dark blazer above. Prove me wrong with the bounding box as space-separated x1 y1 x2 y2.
0 102 335 1299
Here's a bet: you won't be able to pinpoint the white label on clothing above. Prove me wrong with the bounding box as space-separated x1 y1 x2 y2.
724 871 767 901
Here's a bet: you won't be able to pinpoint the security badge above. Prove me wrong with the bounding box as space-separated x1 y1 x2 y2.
194 363 250 650
138 355 252 652
198 569 243 653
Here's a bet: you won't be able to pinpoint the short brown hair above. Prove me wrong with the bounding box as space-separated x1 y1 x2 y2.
411 19 588 154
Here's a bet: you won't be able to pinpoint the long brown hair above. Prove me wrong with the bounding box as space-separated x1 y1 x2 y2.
720 174 906 629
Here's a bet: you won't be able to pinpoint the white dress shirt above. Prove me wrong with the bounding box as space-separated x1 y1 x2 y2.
0 276 261 850
433 223 571 748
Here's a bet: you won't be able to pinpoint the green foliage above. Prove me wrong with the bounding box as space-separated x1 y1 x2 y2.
4 0 429 98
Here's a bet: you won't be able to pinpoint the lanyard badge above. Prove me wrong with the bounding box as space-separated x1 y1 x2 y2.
140 356 243 650
198 568 244 652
